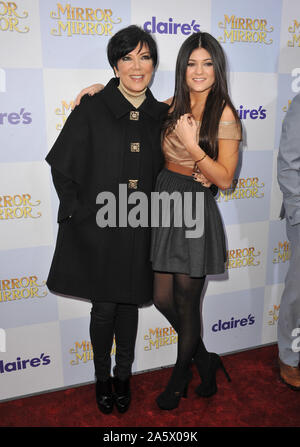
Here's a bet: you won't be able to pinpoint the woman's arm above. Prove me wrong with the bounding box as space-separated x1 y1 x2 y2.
51 168 78 222
175 106 239 190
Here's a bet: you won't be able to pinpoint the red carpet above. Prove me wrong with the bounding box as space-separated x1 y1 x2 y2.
0 344 299 428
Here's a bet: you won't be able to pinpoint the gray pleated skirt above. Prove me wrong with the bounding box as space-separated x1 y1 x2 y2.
150 168 226 277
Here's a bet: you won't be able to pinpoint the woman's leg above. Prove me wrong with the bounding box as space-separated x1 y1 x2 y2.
153 272 178 330
172 273 207 382
111 303 138 413
114 303 139 379
89 301 117 414
89 301 117 380
153 272 208 385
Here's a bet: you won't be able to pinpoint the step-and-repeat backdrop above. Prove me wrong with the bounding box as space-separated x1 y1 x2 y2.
0 0 299 401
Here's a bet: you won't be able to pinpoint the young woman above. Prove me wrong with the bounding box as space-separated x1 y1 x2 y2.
151 32 241 410
74 31 241 411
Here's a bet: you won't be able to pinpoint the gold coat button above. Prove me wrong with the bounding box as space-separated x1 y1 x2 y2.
130 111 139 121
130 142 140 152
128 179 138 189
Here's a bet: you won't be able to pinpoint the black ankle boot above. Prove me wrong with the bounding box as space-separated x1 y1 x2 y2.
112 370 131 413
113 376 131 413
156 369 193 411
195 352 231 397
95 378 114 414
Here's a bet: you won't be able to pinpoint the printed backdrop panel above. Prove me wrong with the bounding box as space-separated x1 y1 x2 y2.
43 68 112 150
206 221 269 296
131 0 211 71
0 0 43 68
39 0 131 68
278 0 300 73
0 246 58 329
135 305 177 372
229 72 278 151
0 322 63 401
0 68 47 163
203 287 265 354
266 219 289 286
261 283 283 346
149 70 175 103
57 295 92 321
269 150 284 221
211 0 282 73
275 73 300 148
59 316 96 387
0 161 54 251
216 150 273 226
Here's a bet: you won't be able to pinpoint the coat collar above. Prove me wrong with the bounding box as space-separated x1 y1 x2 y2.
101 78 168 121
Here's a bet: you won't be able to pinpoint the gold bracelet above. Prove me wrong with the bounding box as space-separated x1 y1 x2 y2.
195 153 207 164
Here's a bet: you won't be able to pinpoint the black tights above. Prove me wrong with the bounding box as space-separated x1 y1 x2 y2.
153 272 208 384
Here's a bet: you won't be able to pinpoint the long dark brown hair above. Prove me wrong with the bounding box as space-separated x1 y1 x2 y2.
163 32 240 160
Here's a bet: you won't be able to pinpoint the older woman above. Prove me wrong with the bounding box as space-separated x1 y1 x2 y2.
46 25 168 414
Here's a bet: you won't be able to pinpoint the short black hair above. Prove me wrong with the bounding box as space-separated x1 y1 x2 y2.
107 25 158 70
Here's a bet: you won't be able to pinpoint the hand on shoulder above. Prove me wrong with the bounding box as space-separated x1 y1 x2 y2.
72 83 104 109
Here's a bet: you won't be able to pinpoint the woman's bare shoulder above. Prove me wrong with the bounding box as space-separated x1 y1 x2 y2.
220 105 236 122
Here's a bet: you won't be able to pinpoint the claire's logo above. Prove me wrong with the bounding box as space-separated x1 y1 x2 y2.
212 314 255 332
0 353 50 374
143 17 200 35
236 105 266 120
0 108 32 125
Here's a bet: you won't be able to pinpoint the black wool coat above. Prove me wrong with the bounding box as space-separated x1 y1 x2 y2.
46 78 168 304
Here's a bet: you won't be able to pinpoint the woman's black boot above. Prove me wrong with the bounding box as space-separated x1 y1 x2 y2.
195 352 231 397
156 369 193 411
113 369 131 413
95 378 114 414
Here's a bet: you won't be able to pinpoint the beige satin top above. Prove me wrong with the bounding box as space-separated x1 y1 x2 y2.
163 120 241 169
